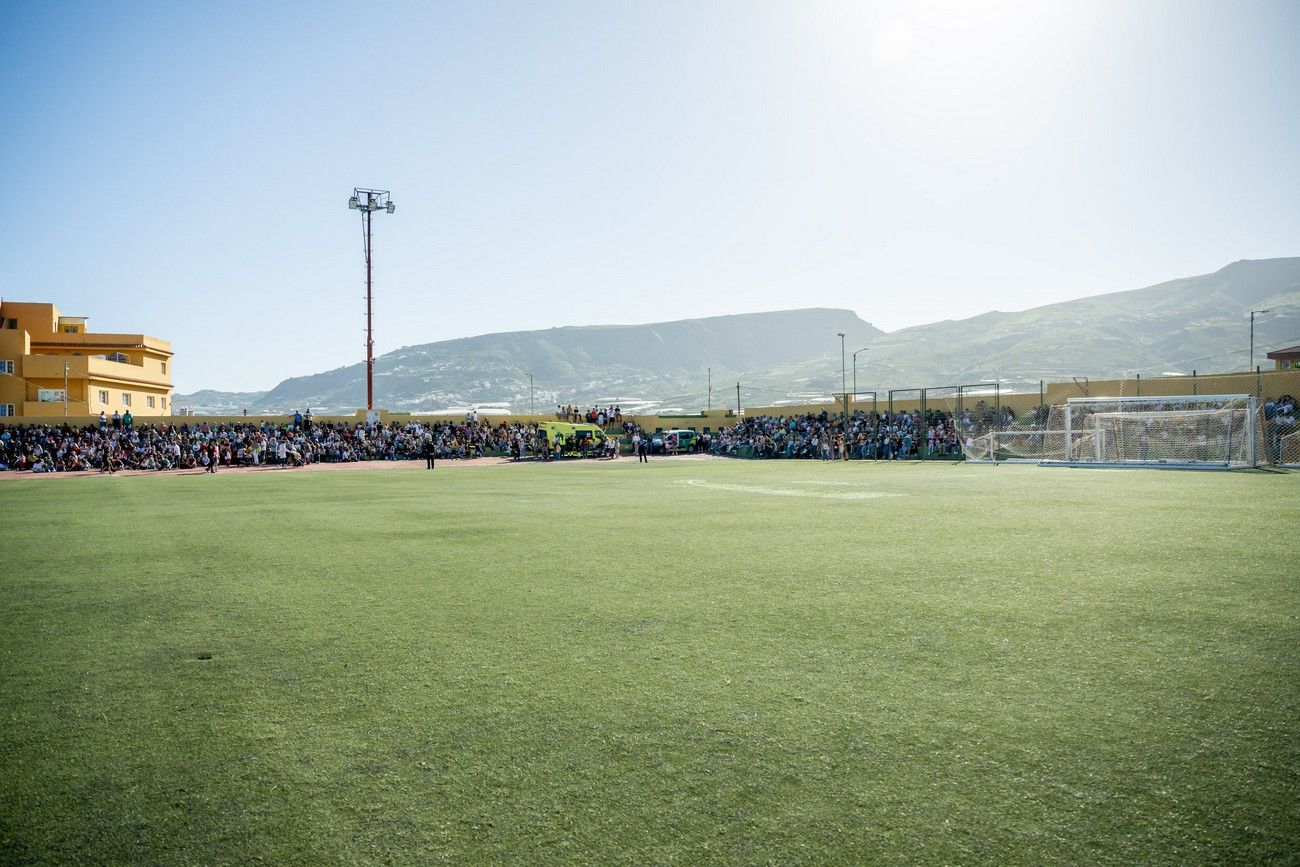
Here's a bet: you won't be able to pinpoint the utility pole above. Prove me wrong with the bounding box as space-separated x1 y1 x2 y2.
348 188 396 411
736 382 741 416
852 347 869 413
527 373 534 415
708 367 712 411
63 361 68 417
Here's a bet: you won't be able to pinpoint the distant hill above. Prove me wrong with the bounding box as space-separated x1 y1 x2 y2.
862 257 1300 386
176 308 883 414
175 258 1300 415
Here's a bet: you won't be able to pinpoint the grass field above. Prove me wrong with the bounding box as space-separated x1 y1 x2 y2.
1 459 1297 864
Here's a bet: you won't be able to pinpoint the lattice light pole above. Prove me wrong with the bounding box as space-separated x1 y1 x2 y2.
348 188 396 411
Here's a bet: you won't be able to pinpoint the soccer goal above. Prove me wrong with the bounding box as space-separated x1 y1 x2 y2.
965 394 1263 469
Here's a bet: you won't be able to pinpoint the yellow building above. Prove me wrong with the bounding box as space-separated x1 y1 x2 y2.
0 301 173 419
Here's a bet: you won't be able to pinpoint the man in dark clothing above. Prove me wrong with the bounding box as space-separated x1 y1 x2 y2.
424 438 436 470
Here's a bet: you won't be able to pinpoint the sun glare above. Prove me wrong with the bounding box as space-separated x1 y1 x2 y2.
870 17 915 66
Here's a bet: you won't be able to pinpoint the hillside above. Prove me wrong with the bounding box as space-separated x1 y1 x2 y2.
176 308 882 414
175 258 1300 414
864 257 1300 386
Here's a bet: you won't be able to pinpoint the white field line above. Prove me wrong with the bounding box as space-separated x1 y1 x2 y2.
679 479 904 500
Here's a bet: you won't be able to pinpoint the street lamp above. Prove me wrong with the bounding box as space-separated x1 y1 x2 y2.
526 372 534 415
348 188 396 411
852 347 869 412
1250 308 1272 372
837 332 846 430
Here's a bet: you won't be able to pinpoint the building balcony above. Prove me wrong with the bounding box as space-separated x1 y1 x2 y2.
22 353 171 388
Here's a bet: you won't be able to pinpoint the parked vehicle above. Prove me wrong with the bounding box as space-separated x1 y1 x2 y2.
653 429 698 454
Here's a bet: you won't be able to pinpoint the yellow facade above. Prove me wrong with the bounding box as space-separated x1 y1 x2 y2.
0 301 173 418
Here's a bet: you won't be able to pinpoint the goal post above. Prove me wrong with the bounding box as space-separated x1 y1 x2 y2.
964 394 1265 469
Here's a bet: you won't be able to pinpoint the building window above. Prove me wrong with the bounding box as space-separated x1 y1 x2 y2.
122 393 131 406
64 326 78 333
99 390 109 404
161 397 167 409
0 360 13 375
147 395 156 409
0 404 13 416
3 319 16 329
106 352 129 364
161 362 167 374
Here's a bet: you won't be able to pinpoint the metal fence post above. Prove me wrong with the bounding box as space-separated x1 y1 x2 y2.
920 388 928 460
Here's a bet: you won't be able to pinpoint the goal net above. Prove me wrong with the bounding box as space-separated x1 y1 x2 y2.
964 394 1263 468
1278 429 1300 467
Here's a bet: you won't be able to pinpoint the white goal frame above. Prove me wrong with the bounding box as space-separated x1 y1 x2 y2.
1055 394 1256 469
964 394 1262 469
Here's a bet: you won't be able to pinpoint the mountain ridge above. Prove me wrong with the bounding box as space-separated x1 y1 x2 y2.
176 258 1300 414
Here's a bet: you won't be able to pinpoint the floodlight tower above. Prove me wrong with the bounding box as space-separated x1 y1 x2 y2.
348 188 396 411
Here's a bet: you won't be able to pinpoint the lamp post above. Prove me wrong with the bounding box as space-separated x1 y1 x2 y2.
837 332 846 430
1250 308 1271 372
348 188 396 411
527 373 534 415
63 361 68 417
852 347 869 412
707 367 712 411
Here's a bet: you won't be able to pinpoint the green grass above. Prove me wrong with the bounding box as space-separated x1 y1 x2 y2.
1 460 1297 864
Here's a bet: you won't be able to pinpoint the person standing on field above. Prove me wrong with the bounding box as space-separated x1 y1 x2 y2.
424 436 436 470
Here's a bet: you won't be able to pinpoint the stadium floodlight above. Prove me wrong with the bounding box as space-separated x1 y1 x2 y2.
349 188 396 411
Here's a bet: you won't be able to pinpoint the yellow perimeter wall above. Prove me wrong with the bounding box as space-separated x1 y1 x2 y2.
9 369 1300 433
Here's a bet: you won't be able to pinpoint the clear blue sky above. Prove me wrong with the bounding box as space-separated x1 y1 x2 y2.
2 0 1297 392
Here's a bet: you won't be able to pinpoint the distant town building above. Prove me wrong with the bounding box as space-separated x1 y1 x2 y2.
0 301 173 418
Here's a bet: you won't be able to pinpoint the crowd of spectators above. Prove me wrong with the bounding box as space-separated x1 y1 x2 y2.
0 415 631 474
557 404 623 426
1263 394 1297 460
3 393 1295 473
709 407 965 460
